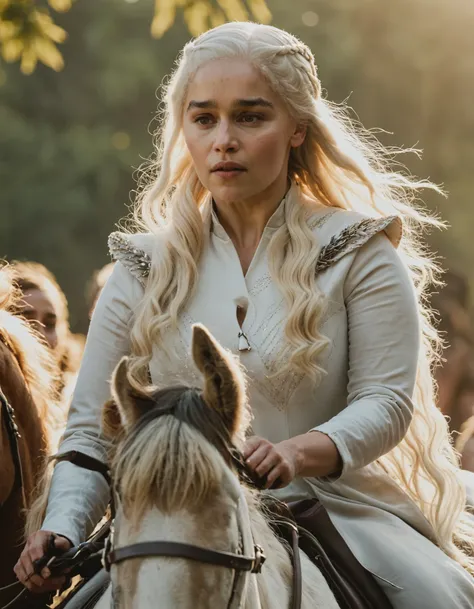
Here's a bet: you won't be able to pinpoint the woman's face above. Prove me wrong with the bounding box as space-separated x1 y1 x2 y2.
19 288 58 350
182 58 306 205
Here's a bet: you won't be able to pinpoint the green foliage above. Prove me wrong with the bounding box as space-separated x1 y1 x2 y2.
1 0 474 331
0 0 271 73
0 1 69 73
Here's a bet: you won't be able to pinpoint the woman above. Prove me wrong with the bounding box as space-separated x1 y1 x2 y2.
10 262 85 434
15 22 474 607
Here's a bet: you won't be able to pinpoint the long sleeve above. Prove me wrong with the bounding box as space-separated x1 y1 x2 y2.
313 232 420 479
41 261 143 544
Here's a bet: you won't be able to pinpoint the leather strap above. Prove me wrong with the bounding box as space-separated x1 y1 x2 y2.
54 450 111 484
107 541 265 573
281 521 302 609
0 387 24 502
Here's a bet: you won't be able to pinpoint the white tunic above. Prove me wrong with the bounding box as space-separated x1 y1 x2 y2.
43 185 474 608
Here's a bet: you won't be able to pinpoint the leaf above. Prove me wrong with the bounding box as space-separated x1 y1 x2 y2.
216 0 249 22
20 44 37 74
209 7 226 28
33 35 64 70
1 36 23 61
0 19 21 42
35 11 67 43
248 0 271 24
151 0 177 39
47 0 72 12
183 0 212 37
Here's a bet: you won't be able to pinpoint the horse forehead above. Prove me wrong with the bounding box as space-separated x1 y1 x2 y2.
117 500 239 546
115 502 242 608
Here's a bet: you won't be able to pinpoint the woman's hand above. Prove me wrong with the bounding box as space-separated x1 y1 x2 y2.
14 531 72 593
243 436 303 489
243 432 342 486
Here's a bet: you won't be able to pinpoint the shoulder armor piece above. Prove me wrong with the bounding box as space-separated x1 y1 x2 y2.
108 217 400 284
315 215 401 275
108 231 151 286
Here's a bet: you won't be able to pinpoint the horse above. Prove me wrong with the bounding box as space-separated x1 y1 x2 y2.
94 323 340 609
0 266 58 608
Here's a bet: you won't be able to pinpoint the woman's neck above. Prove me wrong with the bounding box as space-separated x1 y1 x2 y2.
212 180 290 251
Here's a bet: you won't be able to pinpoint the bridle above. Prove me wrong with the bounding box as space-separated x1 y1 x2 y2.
101 412 302 609
104 527 266 575
0 387 302 609
0 386 24 508
102 443 268 609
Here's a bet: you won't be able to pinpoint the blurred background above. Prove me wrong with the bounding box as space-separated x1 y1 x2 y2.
1 0 474 461
1 0 473 332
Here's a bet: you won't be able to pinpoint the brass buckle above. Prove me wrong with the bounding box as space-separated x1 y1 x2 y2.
251 544 266 573
101 522 115 572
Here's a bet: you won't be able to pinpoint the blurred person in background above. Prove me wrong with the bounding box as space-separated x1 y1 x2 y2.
0 263 64 607
431 271 474 470
457 364 474 472
10 262 85 444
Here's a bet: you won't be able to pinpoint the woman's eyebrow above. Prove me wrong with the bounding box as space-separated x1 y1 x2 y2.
234 98 274 108
186 100 217 111
186 97 274 111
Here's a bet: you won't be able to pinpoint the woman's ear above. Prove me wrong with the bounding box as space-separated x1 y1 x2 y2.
290 122 307 148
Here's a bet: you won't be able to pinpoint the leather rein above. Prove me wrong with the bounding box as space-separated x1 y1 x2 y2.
0 442 302 609
0 386 24 507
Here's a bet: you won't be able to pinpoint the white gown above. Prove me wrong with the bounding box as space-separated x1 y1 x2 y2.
43 184 474 608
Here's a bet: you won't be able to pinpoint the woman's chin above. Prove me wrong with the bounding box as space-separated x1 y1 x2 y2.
208 181 261 204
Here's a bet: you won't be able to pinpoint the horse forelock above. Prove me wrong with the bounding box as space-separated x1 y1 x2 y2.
113 384 237 526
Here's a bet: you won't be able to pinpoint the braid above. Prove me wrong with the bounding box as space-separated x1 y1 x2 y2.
275 43 321 97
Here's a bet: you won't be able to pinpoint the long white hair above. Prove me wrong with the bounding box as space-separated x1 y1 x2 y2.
126 22 474 572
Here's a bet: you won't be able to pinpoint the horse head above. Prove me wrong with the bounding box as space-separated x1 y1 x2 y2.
99 324 337 609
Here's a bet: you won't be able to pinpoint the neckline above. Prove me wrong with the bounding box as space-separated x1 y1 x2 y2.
210 183 295 241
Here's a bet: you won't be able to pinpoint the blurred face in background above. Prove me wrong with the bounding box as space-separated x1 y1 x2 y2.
182 58 305 206
18 288 58 350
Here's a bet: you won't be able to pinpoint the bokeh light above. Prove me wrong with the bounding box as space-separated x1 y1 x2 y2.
111 131 131 150
302 11 319 27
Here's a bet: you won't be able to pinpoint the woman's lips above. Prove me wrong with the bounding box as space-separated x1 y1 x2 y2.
212 168 246 179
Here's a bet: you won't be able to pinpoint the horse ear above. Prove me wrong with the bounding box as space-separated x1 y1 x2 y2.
110 357 151 428
191 324 248 437
102 399 123 439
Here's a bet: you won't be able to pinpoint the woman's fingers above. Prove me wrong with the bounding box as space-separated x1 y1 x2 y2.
244 438 272 468
253 450 281 478
266 462 291 489
242 435 265 459
19 553 44 590
243 436 297 489
14 531 73 594
14 560 43 592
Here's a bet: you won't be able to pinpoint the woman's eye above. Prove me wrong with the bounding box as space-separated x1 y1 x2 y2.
239 114 262 124
194 115 214 126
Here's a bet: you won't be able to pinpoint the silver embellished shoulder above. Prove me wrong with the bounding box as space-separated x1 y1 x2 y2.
108 232 151 286
314 215 400 274
108 215 400 284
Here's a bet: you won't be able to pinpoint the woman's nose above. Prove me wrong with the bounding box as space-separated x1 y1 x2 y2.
213 121 239 153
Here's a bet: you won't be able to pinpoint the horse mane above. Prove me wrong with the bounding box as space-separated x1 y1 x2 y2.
112 386 237 525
